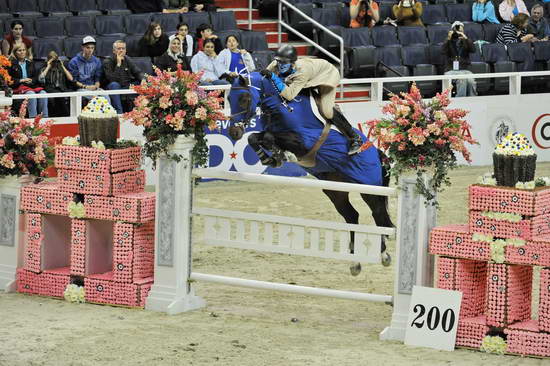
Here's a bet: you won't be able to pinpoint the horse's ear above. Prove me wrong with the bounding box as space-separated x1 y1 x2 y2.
238 75 247 86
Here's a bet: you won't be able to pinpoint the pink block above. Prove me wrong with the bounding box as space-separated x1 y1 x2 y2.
58 169 145 196
469 184 550 217
436 257 487 318
132 221 154 282
55 145 141 173
505 238 550 266
70 219 87 276
429 225 490 261
25 219 42 273
455 316 489 348
136 277 153 307
20 182 73 215
486 263 532 327
539 268 550 332
469 211 532 240
16 268 41 295
85 272 151 307
505 322 550 357
83 192 155 223
40 267 71 298
113 250 134 283
112 221 155 283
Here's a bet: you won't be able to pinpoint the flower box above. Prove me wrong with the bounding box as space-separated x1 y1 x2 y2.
469 184 550 217
20 182 73 216
55 146 141 173
16 267 71 298
504 238 550 267
83 192 155 223
429 225 490 261
505 320 550 357
57 169 145 196
16 268 41 294
539 268 550 332
436 257 487 318
113 221 155 283
85 271 153 307
469 211 532 240
71 219 86 276
455 316 489 349
24 215 42 273
486 263 532 327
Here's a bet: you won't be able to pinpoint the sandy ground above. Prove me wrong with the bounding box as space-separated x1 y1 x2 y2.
2 164 550 366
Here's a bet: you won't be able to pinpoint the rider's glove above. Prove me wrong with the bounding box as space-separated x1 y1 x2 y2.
260 69 272 79
271 73 286 93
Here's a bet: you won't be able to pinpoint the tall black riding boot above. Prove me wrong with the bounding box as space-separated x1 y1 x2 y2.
329 108 364 155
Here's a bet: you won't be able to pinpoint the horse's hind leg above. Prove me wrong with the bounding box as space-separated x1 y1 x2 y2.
361 193 394 267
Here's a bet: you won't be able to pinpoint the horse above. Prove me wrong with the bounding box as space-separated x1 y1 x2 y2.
227 72 394 273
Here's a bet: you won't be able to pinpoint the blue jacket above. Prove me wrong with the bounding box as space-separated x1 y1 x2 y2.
68 53 103 86
472 1 500 24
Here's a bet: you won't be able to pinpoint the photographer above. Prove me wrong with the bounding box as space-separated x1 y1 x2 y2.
442 22 477 97
392 0 424 27
154 37 192 73
350 0 380 28
38 51 74 117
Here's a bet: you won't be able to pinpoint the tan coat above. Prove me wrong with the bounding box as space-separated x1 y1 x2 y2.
267 58 340 119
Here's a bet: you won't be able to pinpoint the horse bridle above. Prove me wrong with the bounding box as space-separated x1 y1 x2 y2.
228 85 255 127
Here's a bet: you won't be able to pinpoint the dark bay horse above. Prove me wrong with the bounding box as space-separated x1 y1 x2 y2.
227 72 394 272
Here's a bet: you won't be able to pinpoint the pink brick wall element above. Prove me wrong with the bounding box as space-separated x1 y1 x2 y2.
505 320 550 357
505 239 550 266
131 221 154 282
469 211 532 240
469 184 550 217
83 192 155 223
40 267 71 298
24 214 43 273
16 268 41 294
71 219 87 276
540 268 550 332
135 277 153 307
85 272 153 307
57 169 145 196
429 225 490 261
20 182 73 215
486 263 532 327
112 222 155 283
455 316 489 348
436 257 487 318
55 146 141 173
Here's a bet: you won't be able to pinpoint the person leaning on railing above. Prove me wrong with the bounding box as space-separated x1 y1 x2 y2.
38 51 74 117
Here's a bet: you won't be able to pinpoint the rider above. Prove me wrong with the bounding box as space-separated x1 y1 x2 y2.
261 45 364 155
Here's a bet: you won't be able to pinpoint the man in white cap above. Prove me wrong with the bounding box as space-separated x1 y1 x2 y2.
68 36 109 102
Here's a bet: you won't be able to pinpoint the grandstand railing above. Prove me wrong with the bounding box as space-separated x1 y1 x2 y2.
248 0 253 30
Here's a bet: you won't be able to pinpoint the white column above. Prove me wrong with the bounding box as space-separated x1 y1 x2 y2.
380 173 436 341
0 176 28 292
146 135 205 314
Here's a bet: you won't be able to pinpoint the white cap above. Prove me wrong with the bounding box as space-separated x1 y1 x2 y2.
451 21 464 30
82 36 96 45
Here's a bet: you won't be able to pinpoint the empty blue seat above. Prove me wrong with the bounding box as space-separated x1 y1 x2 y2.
38 0 72 17
427 24 450 44
464 23 483 42
507 42 535 71
8 0 42 17
124 35 143 57
65 16 95 37
151 13 181 33
4 18 36 37
35 17 66 38
343 27 372 47
401 44 430 66
467 62 491 94
493 61 516 93
377 44 403 66
180 12 210 34
422 5 448 25
313 8 343 27
378 4 393 24
482 43 508 63
316 25 344 56
383 65 410 97
130 57 153 76
124 14 153 35
211 11 239 31
95 15 126 36
413 64 439 97
33 38 64 59
241 31 269 51
533 41 550 61
371 25 399 47
428 43 446 68
470 44 483 62
251 50 275 70
96 36 120 58
398 26 428 46
64 37 83 58
347 45 377 77
445 4 472 22
67 0 102 16
287 3 315 39
97 0 132 15
482 23 504 42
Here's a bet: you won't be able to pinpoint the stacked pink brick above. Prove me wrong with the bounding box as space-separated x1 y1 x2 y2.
16 145 156 308
429 184 550 357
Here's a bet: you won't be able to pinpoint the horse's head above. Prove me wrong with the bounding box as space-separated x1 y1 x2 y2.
227 72 263 140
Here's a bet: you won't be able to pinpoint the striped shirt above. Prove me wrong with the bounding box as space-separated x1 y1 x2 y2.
496 23 526 45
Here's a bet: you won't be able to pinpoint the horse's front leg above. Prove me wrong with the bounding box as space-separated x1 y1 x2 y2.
361 193 394 267
248 132 283 168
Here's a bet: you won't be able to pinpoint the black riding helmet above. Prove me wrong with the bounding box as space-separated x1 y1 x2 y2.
274 45 297 64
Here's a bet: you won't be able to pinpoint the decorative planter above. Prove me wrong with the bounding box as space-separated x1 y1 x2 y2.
78 115 119 147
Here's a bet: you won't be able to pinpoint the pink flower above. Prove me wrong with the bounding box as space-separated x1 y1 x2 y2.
408 127 427 146
186 91 198 106
0 153 15 169
427 123 441 136
0 139 5 147
435 138 446 146
13 133 29 145
159 96 172 109
195 107 207 120
398 142 407 151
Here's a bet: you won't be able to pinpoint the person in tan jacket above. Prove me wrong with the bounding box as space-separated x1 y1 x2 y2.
261 45 363 155
392 0 424 27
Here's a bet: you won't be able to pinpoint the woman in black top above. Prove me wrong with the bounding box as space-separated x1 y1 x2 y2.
155 37 191 72
138 22 170 59
38 51 74 117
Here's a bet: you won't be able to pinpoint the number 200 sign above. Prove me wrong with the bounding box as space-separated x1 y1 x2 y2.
404 286 463 351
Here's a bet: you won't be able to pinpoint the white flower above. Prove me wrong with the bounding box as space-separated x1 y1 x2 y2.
481 211 522 223
62 136 80 146
490 240 506 263
506 238 525 246
64 284 86 304
91 141 106 150
472 233 494 243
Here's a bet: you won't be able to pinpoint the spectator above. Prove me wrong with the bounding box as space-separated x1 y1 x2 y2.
217 35 255 79
68 36 109 103
350 0 380 28
498 0 528 23
190 39 229 86
190 0 214 12
472 0 500 24
392 0 424 27
8 44 48 118
527 4 550 41
2 20 33 60
138 22 170 59
442 22 477 97
163 0 189 13
103 40 144 114
168 23 194 57
125 0 164 13
496 13 535 44
196 23 223 54
38 51 74 117
154 37 192 72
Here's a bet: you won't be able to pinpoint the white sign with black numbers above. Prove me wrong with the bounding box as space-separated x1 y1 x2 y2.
404 286 463 351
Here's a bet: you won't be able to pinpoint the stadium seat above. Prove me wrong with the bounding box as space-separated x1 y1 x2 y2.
240 31 269 51
95 15 126 36
124 14 153 35
251 50 275 70
313 7 343 27
38 0 72 17
211 11 239 30
0 0 9 18
340 6 351 27
445 4 472 22
482 23 504 42
4 18 35 37
428 43 446 73
8 0 42 17
343 27 373 47
377 44 403 66
65 16 95 37
124 35 142 57
482 43 509 63
413 64 439 97
67 0 102 16
434 0 457 4
35 17 66 38
64 37 84 58
507 42 535 72
97 0 132 15
349 45 379 78
315 25 344 56
131 57 154 76
286 3 315 39
422 5 448 25
382 65 410 98
464 23 483 42
470 44 483 62
151 13 181 33
401 44 430 66
427 24 450 44
96 36 120 58
180 12 210 34
371 25 399 47
533 41 550 62
397 26 428 46
33 38 64 60
378 4 393 24
467 62 491 94
493 61 516 94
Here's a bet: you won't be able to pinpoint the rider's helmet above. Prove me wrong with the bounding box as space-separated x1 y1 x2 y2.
274 45 298 64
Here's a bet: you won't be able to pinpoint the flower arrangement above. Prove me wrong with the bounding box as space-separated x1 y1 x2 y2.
63 284 85 304
480 335 507 355
367 84 478 205
0 101 54 178
0 55 12 89
124 65 224 166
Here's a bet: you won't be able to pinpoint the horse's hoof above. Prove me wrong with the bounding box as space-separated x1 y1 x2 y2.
381 252 392 267
350 262 362 276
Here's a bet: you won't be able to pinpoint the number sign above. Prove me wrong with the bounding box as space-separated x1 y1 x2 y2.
404 286 462 351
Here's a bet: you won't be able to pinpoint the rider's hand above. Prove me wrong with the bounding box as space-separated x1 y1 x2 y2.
260 69 272 79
